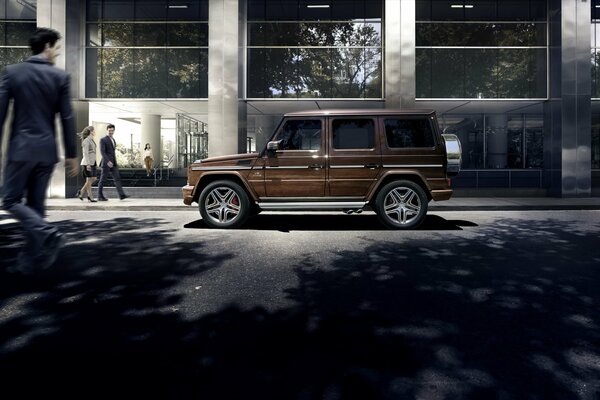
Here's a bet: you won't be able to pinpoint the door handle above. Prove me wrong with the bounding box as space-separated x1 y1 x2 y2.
364 164 379 169
308 164 324 169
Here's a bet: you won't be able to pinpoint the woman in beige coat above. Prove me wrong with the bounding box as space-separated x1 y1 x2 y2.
76 126 97 202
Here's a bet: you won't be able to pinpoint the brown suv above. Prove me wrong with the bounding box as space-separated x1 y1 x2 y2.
183 109 461 229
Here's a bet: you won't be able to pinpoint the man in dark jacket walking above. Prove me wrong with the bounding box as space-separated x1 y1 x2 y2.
97 123 129 201
0 27 78 273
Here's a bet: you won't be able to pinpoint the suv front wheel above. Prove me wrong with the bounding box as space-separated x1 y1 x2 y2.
375 180 428 229
198 180 250 229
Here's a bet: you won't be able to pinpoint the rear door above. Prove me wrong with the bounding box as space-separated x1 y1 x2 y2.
327 117 381 197
263 118 325 197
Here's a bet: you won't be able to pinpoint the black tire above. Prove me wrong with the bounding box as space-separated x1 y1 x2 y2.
374 180 428 229
198 180 250 228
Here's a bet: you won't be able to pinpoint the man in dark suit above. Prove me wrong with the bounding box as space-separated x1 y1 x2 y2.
97 123 129 201
0 27 78 273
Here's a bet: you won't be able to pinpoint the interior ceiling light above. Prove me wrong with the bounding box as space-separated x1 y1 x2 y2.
307 4 330 8
451 4 474 8
168 4 188 8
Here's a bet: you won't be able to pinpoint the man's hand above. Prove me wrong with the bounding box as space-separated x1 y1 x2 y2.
86 165 92 171
66 158 79 177
107 161 114 168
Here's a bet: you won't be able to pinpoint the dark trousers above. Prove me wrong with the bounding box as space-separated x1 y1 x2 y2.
98 165 125 198
2 160 57 256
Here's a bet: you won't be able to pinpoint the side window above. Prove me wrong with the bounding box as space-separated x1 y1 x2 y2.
276 120 321 150
384 118 435 148
332 119 375 149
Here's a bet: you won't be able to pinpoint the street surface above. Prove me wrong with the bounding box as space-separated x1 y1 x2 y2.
0 209 599 399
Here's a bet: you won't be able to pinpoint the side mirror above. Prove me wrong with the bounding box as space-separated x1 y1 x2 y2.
266 140 282 153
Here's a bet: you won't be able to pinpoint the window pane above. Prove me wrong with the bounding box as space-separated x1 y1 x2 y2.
167 49 205 98
497 1 530 21
384 118 435 148
529 48 547 98
103 0 134 20
0 48 29 71
497 23 546 47
431 49 464 98
276 120 322 150
5 22 36 46
135 24 167 46
265 0 298 21
249 22 380 47
247 48 297 98
6 0 37 20
167 23 208 46
333 119 375 149
431 0 465 21
507 116 524 168
464 49 497 98
87 0 102 21
102 23 134 46
497 49 529 98
167 0 207 20
134 49 168 97
85 48 99 97
297 48 332 98
135 0 167 20
464 0 496 21
416 0 431 21
100 48 135 97
416 48 432 98
525 116 543 168
330 48 381 98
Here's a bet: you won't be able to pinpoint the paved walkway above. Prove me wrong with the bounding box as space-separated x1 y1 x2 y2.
31 196 600 211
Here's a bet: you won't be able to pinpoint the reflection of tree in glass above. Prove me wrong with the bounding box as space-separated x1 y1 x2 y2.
98 23 207 98
250 22 382 98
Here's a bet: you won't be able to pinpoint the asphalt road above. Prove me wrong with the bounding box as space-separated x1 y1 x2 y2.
0 210 599 399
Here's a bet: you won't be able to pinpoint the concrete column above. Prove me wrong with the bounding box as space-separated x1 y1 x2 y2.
37 0 69 198
141 115 161 169
208 0 246 157
385 0 415 109
546 0 591 197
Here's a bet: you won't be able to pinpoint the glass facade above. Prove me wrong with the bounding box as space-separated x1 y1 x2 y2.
416 0 547 99
0 0 36 71
247 0 382 99
85 0 208 98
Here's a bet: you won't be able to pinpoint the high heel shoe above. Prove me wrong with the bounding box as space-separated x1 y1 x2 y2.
76 190 83 201
87 196 97 203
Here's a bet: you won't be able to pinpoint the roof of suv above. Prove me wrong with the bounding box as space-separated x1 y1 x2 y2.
284 109 436 117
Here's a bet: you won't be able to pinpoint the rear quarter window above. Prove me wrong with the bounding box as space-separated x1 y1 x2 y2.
384 118 435 148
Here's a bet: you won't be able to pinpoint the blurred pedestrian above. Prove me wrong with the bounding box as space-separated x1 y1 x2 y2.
97 123 129 201
143 143 153 176
76 125 97 202
0 27 78 273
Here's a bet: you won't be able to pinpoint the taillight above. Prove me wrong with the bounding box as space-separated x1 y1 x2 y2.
447 178 452 187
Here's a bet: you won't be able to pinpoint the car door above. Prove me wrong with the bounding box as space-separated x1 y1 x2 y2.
327 117 381 197
263 118 325 197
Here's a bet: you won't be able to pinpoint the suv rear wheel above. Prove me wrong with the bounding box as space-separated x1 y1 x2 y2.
199 180 250 229
375 180 428 229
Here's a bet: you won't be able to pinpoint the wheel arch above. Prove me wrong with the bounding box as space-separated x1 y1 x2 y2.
193 172 257 203
367 172 432 205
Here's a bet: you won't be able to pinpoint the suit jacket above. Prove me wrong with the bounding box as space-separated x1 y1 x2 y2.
0 55 76 164
100 135 117 167
80 136 97 166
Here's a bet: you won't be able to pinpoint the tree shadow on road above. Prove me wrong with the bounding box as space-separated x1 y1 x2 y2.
0 215 598 399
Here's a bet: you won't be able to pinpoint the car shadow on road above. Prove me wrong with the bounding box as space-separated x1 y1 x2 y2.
183 213 478 231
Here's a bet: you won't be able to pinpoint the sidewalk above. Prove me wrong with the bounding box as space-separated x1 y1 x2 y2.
33 196 600 211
